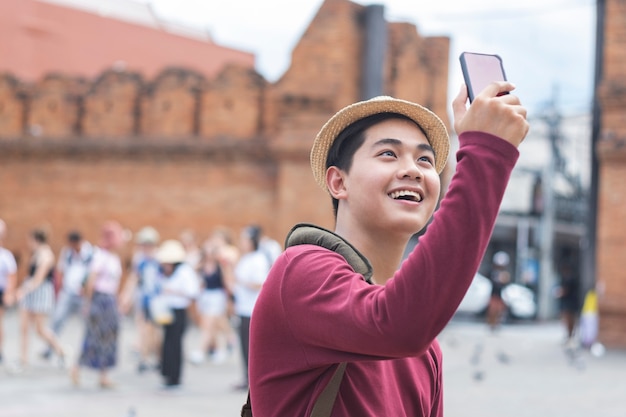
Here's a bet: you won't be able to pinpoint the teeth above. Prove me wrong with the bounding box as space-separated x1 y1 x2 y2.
389 190 422 202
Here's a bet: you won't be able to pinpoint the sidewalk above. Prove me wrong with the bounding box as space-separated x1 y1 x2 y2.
439 318 626 417
1 309 247 417
1 308 625 417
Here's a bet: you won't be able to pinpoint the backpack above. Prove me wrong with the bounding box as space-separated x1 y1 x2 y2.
241 223 373 417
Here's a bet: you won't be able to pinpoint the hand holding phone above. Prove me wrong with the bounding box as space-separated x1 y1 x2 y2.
459 52 508 102
453 52 528 147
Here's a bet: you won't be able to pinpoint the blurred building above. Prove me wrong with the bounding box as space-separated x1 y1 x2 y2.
595 0 626 348
0 0 449 276
0 0 255 81
481 112 591 320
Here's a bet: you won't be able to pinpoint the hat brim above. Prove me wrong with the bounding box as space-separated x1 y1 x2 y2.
156 240 186 264
310 96 450 191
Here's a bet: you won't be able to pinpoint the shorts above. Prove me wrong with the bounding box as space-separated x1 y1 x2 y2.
197 289 227 317
20 280 55 314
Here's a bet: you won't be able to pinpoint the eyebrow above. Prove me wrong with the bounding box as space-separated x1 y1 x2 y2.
372 138 435 155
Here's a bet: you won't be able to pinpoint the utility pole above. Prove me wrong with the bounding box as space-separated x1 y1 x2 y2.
537 88 560 320
585 0 605 296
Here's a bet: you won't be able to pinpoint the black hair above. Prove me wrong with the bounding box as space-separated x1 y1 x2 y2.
68 231 81 242
160 262 182 277
31 228 48 244
325 112 426 217
245 225 262 251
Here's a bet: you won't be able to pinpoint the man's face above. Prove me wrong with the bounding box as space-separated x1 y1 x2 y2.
161 263 174 276
68 239 81 252
336 118 441 237
139 242 157 255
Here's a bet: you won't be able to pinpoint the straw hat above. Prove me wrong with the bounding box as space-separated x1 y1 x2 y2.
310 96 450 191
156 239 186 264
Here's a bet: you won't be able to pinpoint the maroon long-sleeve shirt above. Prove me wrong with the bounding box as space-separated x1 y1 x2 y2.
249 131 519 416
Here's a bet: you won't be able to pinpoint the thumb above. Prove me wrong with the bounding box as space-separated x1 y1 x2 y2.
452 84 468 133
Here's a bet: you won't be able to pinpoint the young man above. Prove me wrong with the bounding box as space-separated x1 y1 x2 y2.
248 81 528 416
119 226 162 373
42 231 93 359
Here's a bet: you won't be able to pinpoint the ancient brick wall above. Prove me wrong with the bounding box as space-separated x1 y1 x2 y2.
82 70 143 138
0 136 279 276
0 74 26 137
268 0 453 233
596 0 626 347
26 74 88 139
0 0 449 280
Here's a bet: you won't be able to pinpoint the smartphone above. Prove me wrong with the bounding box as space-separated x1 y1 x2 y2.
459 52 507 102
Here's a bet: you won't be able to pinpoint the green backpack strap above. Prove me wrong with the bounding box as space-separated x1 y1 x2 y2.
310 362 348 417
241 363 346 417
285 223 373 283
242 223 373 417
241 393 252 417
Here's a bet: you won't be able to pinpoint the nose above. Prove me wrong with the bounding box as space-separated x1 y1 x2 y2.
399 157 423 180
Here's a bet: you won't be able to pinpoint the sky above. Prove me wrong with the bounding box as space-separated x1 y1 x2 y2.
147 0 597 118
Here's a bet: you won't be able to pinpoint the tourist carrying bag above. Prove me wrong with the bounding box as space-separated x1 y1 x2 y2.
240 223 373 416
149 294 173 325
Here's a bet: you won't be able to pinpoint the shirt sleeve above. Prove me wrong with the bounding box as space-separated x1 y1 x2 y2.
6 251 17 274
56 248 66 273
278 132 519 362
89 248 104 275
175 265 200 299
251 253 270 284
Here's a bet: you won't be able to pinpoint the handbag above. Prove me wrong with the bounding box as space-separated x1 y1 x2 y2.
149 295 173 325
240 223 373 416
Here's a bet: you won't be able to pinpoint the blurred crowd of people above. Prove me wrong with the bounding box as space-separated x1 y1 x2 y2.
0 217 281 391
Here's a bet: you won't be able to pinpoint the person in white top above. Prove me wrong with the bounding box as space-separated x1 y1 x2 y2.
0 219 17 364
42 231 93 360
155 239 200 388
231 225 270 390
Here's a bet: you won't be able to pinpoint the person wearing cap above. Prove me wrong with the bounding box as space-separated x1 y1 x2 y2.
248 81 528 416
154 239 200 388
119 226 162 373
41 230 94 360
71 221 125 389
0 219 18 364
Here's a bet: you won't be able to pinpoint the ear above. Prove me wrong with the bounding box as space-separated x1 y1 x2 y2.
326 166 348 200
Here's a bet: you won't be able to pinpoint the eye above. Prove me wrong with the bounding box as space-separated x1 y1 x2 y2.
379 150 397 158
417 155 435 165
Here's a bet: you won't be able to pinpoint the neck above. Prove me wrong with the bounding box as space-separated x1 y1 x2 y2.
334 224 408 285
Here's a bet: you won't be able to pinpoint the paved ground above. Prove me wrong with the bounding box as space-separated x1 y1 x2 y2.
1 308 625 417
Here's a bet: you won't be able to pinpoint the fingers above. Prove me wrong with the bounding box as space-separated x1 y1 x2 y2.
475 81 516 101
454 81 529 147
452 84 468 113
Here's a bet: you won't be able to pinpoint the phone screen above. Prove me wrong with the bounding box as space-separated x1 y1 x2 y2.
459 52 507 102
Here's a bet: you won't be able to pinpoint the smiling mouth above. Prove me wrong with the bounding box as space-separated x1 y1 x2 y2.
388 190 423 202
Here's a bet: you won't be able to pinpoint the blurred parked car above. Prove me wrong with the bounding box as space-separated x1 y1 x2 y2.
456 272 537 319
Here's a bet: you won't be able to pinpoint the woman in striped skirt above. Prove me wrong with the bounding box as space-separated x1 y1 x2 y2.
17 228 65 367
